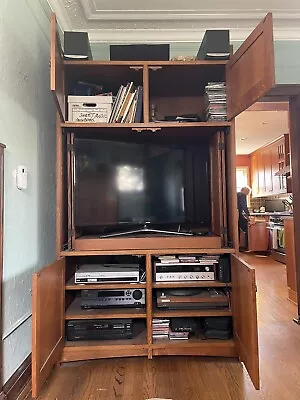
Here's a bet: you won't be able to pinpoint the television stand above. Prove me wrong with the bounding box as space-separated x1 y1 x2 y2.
99 224 193 238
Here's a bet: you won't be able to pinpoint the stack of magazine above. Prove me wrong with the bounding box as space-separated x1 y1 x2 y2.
109 82 143 123
205 82 227 121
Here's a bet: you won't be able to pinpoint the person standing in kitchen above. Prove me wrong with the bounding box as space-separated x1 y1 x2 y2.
237 186 251 250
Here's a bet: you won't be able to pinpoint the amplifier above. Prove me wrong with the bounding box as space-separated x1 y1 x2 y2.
81 288 146 309
154 263 216 282
66 319 132 341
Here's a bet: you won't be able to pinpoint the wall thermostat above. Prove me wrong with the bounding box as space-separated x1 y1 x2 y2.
16 166 28 190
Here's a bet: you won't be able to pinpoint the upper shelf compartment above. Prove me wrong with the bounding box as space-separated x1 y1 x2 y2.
148 64 226 123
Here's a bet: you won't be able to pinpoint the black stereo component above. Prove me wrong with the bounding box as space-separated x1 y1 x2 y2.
216 257 231 283
81 288 146 309
196 30 230 60
170 318 198 333
203 317 232 340
110 44 169 61
66 319 133 341
64 31 93 60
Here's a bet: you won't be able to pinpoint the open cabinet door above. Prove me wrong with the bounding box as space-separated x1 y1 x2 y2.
231 254 259 389
210 131 227 246
32 258 65 398
50 13 66 121
227 13 275 120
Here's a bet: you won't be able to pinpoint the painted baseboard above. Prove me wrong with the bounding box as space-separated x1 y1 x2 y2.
2 355 31 400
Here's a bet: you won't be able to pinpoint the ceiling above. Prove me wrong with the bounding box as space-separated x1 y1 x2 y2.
235 108 289 154
48 0 300 42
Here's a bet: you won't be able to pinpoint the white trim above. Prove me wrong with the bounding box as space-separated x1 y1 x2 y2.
87 28 300 43
46 0 72 31
2 313 32 341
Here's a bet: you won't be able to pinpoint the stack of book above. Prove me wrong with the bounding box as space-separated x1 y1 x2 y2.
152 318 170 340
169 331 189 340
109 82 143 123
205 82 227 121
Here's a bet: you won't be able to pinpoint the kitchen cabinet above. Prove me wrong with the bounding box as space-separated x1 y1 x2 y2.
248 217 269 252
250 134 290 197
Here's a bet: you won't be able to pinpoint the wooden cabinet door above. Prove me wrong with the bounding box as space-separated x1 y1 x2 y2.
271 143 281 194
231 254 259 389
210 131 227 246
257 151 265 196
32 258 65 398
248 221 269 252
264 149 273 195
50 13 66 121
226 13 275 120
250 154 259 197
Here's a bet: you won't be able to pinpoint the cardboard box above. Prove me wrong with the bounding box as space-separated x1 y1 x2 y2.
68 96 113 123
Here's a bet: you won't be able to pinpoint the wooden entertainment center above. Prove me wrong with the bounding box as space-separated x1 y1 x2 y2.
31 12 279 398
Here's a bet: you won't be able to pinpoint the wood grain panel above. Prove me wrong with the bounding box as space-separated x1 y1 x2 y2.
0 144 5 389
289 95 300 315
231 254 259 389
210 131 224 238
225 122 239 250
73 235 222 251
284 218 297 304
50 14 65 121
248 222 269 252
145 254 153 358
32 258 65 398
227 13 275 120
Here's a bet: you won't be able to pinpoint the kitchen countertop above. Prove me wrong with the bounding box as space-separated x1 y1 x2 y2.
250 212 293 216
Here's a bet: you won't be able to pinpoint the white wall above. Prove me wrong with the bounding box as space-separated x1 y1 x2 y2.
0 0 56 382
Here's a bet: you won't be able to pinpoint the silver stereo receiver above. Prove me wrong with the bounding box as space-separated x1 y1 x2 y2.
154 263 216 282
81 288 146 308
75 264 140 284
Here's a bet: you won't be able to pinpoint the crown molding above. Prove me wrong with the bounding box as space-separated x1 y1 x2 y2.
47 0 300 42
46 0 73 31
87 27 300 43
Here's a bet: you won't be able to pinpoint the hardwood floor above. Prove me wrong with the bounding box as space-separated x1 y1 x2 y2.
33 255 300 400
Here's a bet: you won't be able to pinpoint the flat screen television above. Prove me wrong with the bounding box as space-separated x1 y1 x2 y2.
73 137 211 235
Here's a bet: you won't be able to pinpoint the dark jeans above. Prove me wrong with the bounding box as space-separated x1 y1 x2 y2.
238 215 248 248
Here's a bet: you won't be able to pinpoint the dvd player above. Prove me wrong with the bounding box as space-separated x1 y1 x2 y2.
75 264 140 284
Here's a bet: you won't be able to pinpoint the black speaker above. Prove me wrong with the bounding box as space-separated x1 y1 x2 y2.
64 31 93 60
216 257 231 283
197 30 230 60
110 44 169 61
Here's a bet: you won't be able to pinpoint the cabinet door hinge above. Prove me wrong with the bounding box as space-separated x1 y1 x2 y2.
221 226 228 234
67 143 74 152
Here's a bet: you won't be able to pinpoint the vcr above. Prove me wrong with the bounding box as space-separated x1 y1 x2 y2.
66 319 133 341
81 288 146 309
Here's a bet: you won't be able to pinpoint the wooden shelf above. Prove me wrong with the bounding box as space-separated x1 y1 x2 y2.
62 323 148 362
151 338 237 357
65 277 146 291
152 337 234 348
61 248 235 257
61 122 231 130
65 298 147 320
152 281 231 289
64 60 228 67
153 308 232 318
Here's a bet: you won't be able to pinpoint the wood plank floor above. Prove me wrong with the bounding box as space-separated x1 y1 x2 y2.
34 255 300 400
